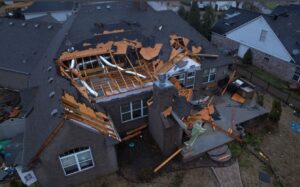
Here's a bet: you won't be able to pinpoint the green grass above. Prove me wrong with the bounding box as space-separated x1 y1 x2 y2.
258 0 278 9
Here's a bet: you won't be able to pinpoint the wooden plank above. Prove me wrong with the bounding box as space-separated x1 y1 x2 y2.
29 119 65 167
122 131 142 141
154 148 183 173
126 124 148 135
162 106 172 118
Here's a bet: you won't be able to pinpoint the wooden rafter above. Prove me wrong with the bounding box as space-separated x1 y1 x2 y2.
109 52 129 88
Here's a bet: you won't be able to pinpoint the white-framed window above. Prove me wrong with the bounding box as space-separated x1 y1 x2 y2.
185 71 196 88
259 30 268 42
174 73 185 85
59 147 94 176
120 99 148 123
203 68 216 83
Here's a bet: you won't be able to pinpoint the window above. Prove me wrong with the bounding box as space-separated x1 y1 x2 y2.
185 71 196 88
120 99 148 122
59 147 94 176
293 67 300 83
174 73 185 85
259 30 268 42
203 68 216 83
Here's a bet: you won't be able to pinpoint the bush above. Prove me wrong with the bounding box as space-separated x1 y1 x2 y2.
188 1 201 31
228 142 242 157
242 49 252 64
178 5 188 20
269 99 282 122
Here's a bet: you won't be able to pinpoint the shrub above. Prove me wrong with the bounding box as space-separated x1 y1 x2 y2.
269 99 282 122
228 142 242 157
242 49 252 64
178 5 188 20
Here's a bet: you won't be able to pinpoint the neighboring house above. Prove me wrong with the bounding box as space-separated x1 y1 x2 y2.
22 1 75 22
0 1 266 186
197 0 239 11
211 5 300 83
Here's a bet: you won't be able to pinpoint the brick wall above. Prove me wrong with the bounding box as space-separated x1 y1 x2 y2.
211 33 239 51
211 33 297 83
251 48 296 82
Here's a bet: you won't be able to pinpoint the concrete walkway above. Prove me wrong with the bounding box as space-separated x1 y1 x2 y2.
211 160 243 187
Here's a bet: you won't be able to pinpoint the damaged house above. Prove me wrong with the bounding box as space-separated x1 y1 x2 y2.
0 1 267 186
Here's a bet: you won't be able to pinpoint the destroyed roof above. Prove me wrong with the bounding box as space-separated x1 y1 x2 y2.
21 1 230 167
211 7 260 35
67 1 230 67
22 1 75 14
0 18 61 75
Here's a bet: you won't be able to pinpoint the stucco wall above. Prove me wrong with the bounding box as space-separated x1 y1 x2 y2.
149 83 182 156
99 90 153 135
34 120 118 187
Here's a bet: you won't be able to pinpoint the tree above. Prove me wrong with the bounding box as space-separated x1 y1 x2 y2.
269 99 282 122
242 49 252 64
178 5 188 20
200 6 215 39
188 1 201 31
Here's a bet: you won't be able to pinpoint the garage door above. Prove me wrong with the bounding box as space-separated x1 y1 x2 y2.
238 44 249 58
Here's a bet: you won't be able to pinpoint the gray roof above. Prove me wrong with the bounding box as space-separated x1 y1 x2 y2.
264 5 300 64
0 18 61 74
20 1 231 166
211 7 260 35
23 1 74 14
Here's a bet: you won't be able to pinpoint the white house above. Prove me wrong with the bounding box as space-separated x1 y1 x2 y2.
197 0 240 11
211 5 300 83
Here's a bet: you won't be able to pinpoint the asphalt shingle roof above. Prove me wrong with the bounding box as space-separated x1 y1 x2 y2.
16 1 231 166
23 1 74 14
212 5 300 64
211 7 260 35
0 18 61 74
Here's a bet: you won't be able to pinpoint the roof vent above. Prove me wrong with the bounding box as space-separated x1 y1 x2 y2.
34 24 39 28
96 6 101 10
225 12 241 19
292 49 300 56
9 22 13 26
21 22 27 27
51 109 58 116
48 77 54 83
49 91 56 98
158 25 163 31
68 47 75 52
47 66 52 72
106 5 111 9
48 25 53 29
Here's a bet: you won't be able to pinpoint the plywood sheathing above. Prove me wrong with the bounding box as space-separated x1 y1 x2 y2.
61 92 121 141
4 1 33 11
114 41 128 55
231 93 246 104
192 46 202 54
162 106 172 118
169 77 193 102
139 43 163 61
183 104 215 128
102 29 125 35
